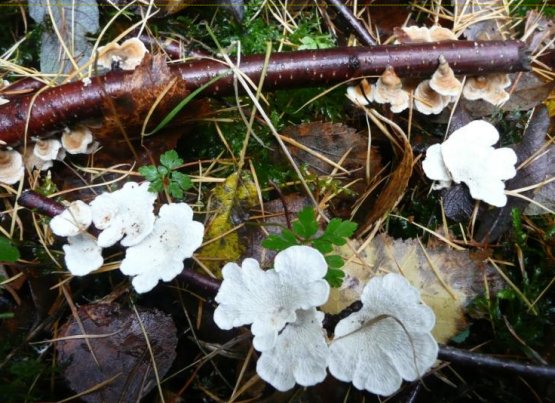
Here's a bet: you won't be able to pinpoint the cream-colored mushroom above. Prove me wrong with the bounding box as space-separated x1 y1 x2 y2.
414 80 451 115
61 126 95 154
429 56 462 97
429 26 457 41
462 74 511 105
0 149 24 185
373 66 409 113
34 139 63 161
0 97 8 106
97 38 148 71
346 79 374 106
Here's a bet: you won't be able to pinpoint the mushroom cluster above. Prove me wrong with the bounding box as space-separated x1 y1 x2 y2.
48 181 204 293
346 24 512 114
97 38 148 71
213 247 438 395
422 120 517 207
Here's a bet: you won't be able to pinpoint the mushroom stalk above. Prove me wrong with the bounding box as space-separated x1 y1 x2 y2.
0 40 529 146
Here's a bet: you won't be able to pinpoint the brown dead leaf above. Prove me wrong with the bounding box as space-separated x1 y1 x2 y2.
56 303 177 403
321 234 501 343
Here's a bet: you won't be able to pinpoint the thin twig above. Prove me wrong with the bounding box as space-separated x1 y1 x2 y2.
328 0 376 46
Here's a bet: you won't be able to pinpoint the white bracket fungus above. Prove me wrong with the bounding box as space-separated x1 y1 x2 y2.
414 80 451 115
328 273 438 396
373 66 410 113
429 56 462 97
119 202 204 294
213 245 329 351
97 38 148 71
422 120 517 207
62 233 104 276
0 96 9 106
61 126 95 155
346 79 373 106
50 200 92 237
462 74 511 106
256 308 329 391
0 150 24 185
90 182 157 247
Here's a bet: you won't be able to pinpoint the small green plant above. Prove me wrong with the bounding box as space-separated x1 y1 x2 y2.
138 150 193 199
0 236 19 262
262 206 357 287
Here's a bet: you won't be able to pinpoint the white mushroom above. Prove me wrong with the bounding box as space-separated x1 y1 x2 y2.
463 74 511 105
34 138 65 163
396 25 456 43
421 143 452 190
50 200 93 237
61 126 95 155
346 78 374 106
429 25 458 41
97 38 148 71
422 120 518 207
328 273 438 396
256 308 329 392
414 80 451 115
90 181 157 248
0 97 9 106
119 202 204 293
63 233 103 276
373 66 410 113
214 245 330 351
0 149 24 185
429 56 462 97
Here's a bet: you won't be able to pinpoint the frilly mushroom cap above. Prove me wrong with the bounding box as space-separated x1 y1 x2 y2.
328 273 438 396
346 79 373 105
429 56 462 97
97 38 148 71
422 143 452 190
414 80 451 115
429 25 457 41
398 26 432 42
462 74 511 105
90 181 157 248
61 126 95 154
214 245 329 352
256 308 329 391
50 200 93 237
0 149 24 185
63 233 103 276
0 96 9 106
373 66 409 113
34 139 63 161
119 202 204 293
440 120 517 207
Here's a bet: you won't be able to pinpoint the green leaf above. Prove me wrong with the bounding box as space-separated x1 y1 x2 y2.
291 206 318 239
160 150 182 170
0 236 19 262
325 254 344 269
172 171 193 191
320 218 358 245
157 165 169 177
138 165 159 182
262 229 299 251
168 182 184 199
149 178 164 193
325 267 345 288
312 238 333 254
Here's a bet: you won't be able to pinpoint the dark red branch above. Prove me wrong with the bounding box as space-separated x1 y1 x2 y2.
12 192 555 379
0 41 529 146
18 190 65 217
438 345 555 379
328 0 376 46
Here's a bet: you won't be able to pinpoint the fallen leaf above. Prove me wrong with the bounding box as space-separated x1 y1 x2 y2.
56 303 177 403
524 146 555 215
197 172 258 276
321 234 501 343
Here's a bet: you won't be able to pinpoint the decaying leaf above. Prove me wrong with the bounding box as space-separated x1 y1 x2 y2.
280 122 381 195
56 303 177 403
356 112 413 236
321 234 501 343
524 146 555 215
197 172 258 276
28 0 99 74
453 0 513 40
477 106 551 241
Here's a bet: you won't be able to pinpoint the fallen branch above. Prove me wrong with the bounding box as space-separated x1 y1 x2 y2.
14 190 555 380
0 40 529 146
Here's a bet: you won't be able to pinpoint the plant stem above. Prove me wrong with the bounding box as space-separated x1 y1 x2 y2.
0 41 529 146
